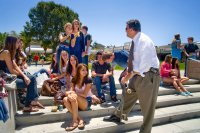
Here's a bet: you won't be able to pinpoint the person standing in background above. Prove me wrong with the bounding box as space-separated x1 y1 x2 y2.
40 53 46 67
57 22 73 72
183 37 199 76
81 25 92 66
171 34 182 61
33 53 40 67
70 19 85 64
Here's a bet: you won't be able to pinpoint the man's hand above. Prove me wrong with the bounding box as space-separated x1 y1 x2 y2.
121 77 128 85
102 74 109 82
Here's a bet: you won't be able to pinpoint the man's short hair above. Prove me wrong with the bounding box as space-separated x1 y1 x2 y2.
96 51 103 60
102 52 113 61
188 37 194 41
174 34 180 40
82 25 88 31
127 19 141 32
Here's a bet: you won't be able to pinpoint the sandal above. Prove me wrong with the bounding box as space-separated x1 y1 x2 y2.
23 107 39 112
78 119 85 129
65 121 78 131
31 101 45 109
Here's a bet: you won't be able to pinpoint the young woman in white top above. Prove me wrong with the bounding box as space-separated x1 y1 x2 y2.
49 51 69 86
63 64 99 131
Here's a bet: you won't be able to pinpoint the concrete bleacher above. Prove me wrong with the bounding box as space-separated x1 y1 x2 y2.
1 65 200 133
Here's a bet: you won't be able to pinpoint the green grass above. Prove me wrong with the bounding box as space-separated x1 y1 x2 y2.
90 62 185 71
179 62 185 70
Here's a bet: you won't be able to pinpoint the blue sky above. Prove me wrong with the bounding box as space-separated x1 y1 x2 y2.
0 0 200 46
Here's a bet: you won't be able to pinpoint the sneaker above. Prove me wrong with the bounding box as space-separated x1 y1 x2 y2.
100 97 106 104
111 96 120 104
185 91 193 96
180 92 187 96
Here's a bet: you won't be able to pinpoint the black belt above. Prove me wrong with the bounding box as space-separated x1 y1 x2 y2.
149 67 159 74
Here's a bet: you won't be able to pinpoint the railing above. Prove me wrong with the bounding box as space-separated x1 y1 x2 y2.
0 81 17 133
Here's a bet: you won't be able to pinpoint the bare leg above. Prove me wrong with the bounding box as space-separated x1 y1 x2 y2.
63 97 72 113
173 79 182 92
162 77 182 92
177 80 188 92
181 77 189 84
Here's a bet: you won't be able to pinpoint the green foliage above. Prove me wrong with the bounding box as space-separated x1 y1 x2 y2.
9 31 18 37
28 1 79 52
92 41 105 49
20 22 33 53
0 32 8 49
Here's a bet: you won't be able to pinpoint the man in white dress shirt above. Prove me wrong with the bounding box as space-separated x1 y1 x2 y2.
103 19 160 133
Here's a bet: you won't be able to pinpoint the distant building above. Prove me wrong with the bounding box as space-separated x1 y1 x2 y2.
25 44 52 54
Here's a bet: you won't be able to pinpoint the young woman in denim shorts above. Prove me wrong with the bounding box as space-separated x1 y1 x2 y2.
63 64 99 131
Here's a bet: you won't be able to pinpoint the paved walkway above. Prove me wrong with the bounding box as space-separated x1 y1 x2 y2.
128 118 200 133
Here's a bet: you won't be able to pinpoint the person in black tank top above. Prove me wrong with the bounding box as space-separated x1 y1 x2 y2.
0 36 44 112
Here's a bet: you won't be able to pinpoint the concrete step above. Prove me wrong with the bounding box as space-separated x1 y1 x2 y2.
15 103 200 133
15 91 200 127
127 118 200 133
38 84 200 106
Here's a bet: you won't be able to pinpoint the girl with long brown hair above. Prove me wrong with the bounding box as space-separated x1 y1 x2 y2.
63 64 99 131
70 19 85 63
0 36 44 112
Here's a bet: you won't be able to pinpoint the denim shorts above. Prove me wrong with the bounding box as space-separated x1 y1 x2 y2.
86 96 92 110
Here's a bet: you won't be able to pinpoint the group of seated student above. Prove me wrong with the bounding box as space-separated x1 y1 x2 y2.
160 54 192 96
0 36 45 112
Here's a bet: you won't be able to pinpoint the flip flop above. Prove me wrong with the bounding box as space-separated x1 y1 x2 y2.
78 120 85 129
31 101 45 109
23 107 39 112
65 122 78 131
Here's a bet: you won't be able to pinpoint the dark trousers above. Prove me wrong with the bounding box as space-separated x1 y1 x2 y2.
115 71 160 133
82 55 89 66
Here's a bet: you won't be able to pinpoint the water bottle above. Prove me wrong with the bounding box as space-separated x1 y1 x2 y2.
160 80 163 86
58 105 63 111
61 86 66 93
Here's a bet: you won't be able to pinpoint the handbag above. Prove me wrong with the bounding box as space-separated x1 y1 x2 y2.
54 90 66 105
0 70 17 84
0 78 8 98
41 80 61 96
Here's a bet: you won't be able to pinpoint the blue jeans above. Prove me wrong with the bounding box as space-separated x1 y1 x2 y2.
94 76 116 99
113 50 128 69
15 73 39 107
82 55 89 66
70 49 82 64
56 44 70 73
35 61 38 66
33 68 50 78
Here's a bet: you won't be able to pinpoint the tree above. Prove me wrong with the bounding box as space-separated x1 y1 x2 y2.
28 1 79 52
9 31 18 37
0 32 8 49
41 39 51 54
92 41 105 49
20 22 33 53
